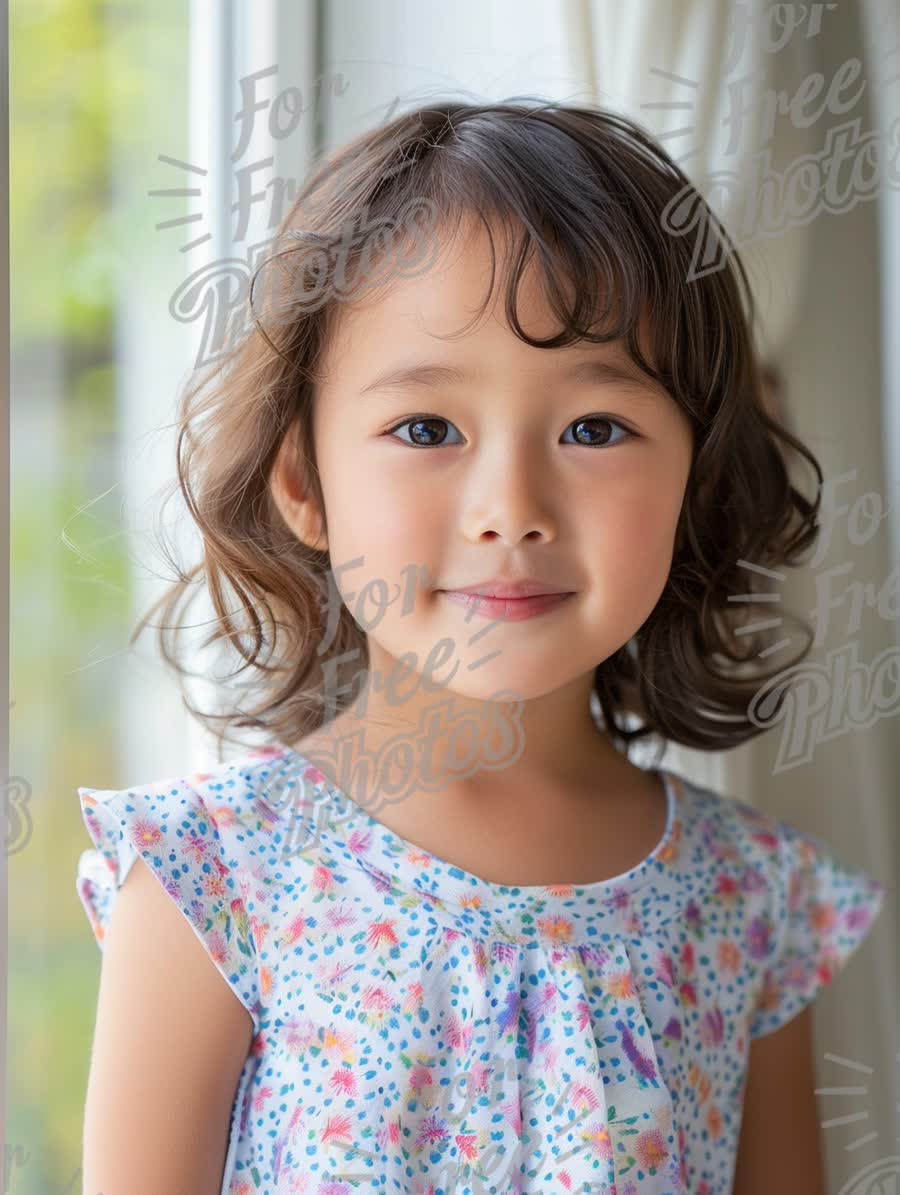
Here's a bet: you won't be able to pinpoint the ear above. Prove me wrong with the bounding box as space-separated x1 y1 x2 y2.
270 424 328 553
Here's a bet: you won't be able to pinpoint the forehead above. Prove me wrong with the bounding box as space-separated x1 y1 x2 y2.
318 213 655 383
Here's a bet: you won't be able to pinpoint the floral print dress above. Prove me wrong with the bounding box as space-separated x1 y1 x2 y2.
76 744 886 1194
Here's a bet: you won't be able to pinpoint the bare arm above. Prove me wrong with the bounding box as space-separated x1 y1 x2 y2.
732 1004 827 1195
82 855 255 1194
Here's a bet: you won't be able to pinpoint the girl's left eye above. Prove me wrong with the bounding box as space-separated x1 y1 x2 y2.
384 414 637 448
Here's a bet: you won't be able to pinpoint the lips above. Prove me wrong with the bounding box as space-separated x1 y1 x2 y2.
439 590 575 622
440 578 573 599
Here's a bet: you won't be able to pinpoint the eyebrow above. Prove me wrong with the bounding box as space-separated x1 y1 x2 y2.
358 358 667 400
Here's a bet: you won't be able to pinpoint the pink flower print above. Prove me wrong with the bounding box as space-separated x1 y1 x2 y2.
535 981 558 1016
409 1064 434 1095
570 1082 603 1112
467 1061 493 1095
679 982 697 1007
249 915 270 949
535 1038 561 1075
345 826 374 856
414 1112 449 1150
455 1134 479 1162
635 1128 668 1170
367 919 399 950
816 954 838 986
402 981 425 1016
714 874 740 903
206 928 230 967
279 913 309 948
359 985 394 1027
130 817 163 853
375 1120 402 1150
311 863 335 893
656 953 676 988
576 998 592 1032
302 764 327 785
321 1112 353 1147
680 941 695 975
203 869 228 903
252 1085 274 1113
750 829 780 852
324 903 357 932
503 1096 523 1135
446 1012 474 1053
699 1006 725 1048
746 914 773 961
329 1067 358 1098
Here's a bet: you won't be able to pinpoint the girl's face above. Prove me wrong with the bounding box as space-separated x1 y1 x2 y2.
277 217 694 710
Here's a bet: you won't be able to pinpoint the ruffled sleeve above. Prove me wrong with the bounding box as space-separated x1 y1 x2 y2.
75 774 262 1033
749 820 887 1039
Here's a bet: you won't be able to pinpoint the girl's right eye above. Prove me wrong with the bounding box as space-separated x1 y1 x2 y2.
384 416 463 447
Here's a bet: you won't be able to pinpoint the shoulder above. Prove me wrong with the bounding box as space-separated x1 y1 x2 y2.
669 769 882 900
667 770 886 1038
75 744 314 1032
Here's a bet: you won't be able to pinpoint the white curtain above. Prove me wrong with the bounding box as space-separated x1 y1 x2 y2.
164 3 897 1186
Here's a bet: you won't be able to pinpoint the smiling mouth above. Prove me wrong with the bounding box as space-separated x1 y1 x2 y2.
439 590 575 621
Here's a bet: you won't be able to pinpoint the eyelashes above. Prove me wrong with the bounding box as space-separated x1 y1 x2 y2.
383 414 639 449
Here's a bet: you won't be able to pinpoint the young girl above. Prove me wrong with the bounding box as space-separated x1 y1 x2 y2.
76 99 886 1195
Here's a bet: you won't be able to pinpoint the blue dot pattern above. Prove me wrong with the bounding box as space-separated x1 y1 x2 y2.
75 744 886 1194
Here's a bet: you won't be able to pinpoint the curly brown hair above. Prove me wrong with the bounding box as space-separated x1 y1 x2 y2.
133 97 823 763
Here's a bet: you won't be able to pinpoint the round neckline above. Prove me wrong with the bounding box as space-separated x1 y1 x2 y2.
268 742 680 913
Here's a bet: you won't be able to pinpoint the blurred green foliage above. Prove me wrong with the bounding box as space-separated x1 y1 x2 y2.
9 0 188 1190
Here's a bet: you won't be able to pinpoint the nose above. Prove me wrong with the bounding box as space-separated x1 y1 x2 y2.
460 447 559 545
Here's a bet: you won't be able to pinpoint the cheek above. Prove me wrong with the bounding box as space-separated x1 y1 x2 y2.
321 464 445 588
589 484 682 593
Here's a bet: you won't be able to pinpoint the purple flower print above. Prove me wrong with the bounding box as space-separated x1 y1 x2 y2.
745 914 774 961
